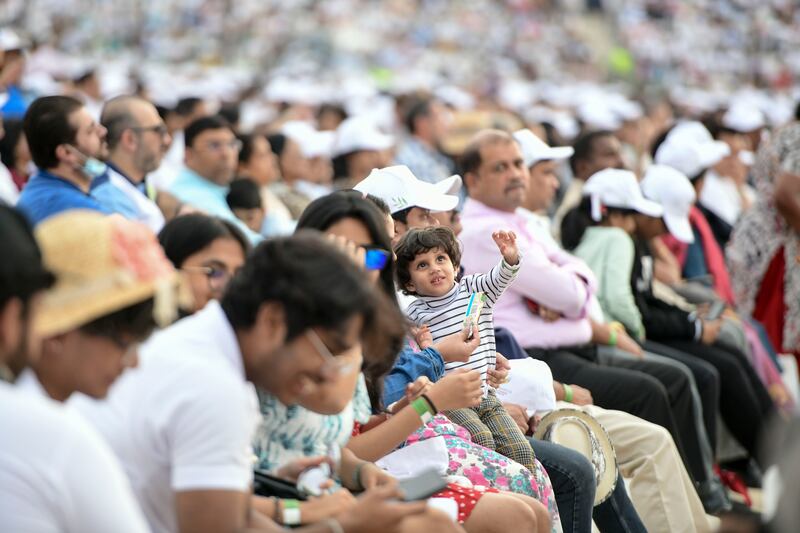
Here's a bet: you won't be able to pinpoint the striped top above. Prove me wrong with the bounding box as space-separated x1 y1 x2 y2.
405 258 520 395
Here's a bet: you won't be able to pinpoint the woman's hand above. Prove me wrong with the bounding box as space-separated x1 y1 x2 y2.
616 330 643 358
357 463 398 490
326 234 366 270
426 369 483 411
337 485 428 533
274 456 334 482
298 489 357 524
487 352 510 389
433 325 480 363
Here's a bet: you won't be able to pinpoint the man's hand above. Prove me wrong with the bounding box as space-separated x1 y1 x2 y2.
701 318 722 345
569 384 594 406
299 489 357 524
487 352 510 389
337 485 428 533
433 325 480 363
502 403 530 434
492 230 520 265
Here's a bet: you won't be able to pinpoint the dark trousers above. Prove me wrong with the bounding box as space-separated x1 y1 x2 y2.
645 340 721 451
666 339 776 464
527 348 701 480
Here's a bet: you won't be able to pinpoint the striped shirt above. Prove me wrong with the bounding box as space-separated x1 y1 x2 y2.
405 258 520 394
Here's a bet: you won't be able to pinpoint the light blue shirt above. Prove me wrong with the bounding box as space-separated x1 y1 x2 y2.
168 166 262 243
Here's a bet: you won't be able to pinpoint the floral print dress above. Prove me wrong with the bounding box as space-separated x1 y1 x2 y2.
405 414 562 533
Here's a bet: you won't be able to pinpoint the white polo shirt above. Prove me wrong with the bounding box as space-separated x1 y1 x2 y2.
72 301 261 533
0 382 149 533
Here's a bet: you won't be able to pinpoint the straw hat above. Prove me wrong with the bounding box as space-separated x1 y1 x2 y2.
34 211 180 337
534 409 618 505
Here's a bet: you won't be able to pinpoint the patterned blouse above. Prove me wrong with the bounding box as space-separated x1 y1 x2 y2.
253 373 372 472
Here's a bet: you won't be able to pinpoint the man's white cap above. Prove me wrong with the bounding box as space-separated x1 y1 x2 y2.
354 165 459 214
654 121 730 179
640 165 696 244
0 29 26 52
433 175 463 196
582 168 663 222
722 104 765 133
513 129 574 168
281 121 335 159
332 117 394 157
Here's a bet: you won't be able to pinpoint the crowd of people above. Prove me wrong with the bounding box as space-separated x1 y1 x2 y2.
1 6 800 533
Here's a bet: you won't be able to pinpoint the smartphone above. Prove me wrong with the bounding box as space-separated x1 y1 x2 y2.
398 469 449 501
705 301 726 321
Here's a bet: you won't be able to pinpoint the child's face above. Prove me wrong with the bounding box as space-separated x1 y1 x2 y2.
233 207 265 233
405 247 457 297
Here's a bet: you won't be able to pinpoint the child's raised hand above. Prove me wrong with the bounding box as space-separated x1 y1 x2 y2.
492 230 519 265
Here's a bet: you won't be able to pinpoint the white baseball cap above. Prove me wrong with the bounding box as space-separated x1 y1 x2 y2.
332 117 394 157
722 104 765 133
582 168 663 221
281 121 335 159
513 129 574 168
354 165 459 214
433 175 463 196
654 121 730 179
640 165 696 243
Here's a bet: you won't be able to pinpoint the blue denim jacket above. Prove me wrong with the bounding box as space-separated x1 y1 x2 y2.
382 345 445 407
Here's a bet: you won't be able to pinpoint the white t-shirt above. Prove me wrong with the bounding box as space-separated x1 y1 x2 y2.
72 301 261 533
699 170 756 226
0 382 149 533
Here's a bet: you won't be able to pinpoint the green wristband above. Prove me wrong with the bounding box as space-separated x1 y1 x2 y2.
563 383 574 403
608 328 618 347
411 396 434 424
281 498 301 526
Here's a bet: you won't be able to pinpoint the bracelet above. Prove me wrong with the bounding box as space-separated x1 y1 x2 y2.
563 383 574 403
411 396 434 424
421 393 439 413
281 498 301 526
352 461 367 491
324 518 345 533
608 328 618 347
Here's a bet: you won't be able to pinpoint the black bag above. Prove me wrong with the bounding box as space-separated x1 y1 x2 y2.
252 469 307 500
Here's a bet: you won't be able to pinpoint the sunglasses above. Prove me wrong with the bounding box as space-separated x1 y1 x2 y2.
363 247 391 271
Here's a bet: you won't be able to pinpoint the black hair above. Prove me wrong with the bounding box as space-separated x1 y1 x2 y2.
403 96 434 134
0 119 25 170
391 206 412 224
0 206 54 309
560 196 636 251
155 104 170 121
569 130 614 175
365 194 390 215
332 153 351 180
73 69 96 85
266 133 288 158
226 178 263 210
316 104 348 125
237 133 260 164
296 191 396 302
175 97 204 118
23 95 83 170
649 127 671 159
158 213 250 269
218 103 241 129
79 298 157 343
184 115 232 149
394 226 461 295
220 232 404 379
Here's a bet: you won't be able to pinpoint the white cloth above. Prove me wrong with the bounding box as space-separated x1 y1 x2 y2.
376 436 450 479
107 166 166 232
0 164 19 204
15 368 48 399
699 170 756 226
72 301 261 533
495 358 556 417
0 382 149 533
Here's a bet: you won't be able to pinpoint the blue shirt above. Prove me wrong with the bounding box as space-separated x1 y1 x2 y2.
682 227 709 282
91 169 140 221
0 85 30 120
168 166 262 244
16 170 111 226
382 344 445 407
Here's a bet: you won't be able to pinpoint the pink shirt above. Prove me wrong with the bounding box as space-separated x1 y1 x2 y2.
459 199 596 349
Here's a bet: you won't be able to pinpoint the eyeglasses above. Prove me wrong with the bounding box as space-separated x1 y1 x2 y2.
362 246 391 271
203 139 242 153
305 328 354 377
131 124 169 137
182 265 233 294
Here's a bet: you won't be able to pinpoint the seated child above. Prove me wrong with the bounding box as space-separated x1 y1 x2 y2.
226 177 265 232
395 226 537 473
